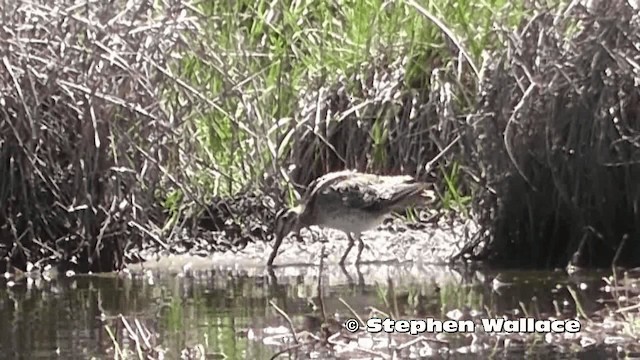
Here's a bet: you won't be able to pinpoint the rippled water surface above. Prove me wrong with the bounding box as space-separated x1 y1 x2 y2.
0 260 624 359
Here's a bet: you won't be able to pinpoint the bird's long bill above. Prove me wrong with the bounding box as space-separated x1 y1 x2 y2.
268 208 298 266
267 231 284 266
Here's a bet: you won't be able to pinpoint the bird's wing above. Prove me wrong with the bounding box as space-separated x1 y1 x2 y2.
321 175 427 212
303 170 358 203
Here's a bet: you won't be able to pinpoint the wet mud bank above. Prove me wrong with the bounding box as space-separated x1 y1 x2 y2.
132 214 474 271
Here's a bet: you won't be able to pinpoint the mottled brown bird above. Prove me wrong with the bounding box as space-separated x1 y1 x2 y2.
268 170 436 267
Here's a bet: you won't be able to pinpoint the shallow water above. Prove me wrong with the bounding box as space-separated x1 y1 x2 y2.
0 261 628 359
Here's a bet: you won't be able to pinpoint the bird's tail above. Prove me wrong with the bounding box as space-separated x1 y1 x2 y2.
383 182 437 211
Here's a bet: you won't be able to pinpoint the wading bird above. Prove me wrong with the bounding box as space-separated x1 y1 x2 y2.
267 170 436 267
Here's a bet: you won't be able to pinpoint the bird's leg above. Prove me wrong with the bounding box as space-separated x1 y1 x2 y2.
340 263 354 285
267 234 285 267
355 233 365 265
339 233 355 266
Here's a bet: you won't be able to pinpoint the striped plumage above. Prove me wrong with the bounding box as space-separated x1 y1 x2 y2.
267 170 436 266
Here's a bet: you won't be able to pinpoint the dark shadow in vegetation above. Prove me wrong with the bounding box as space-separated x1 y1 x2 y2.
464 0 640 268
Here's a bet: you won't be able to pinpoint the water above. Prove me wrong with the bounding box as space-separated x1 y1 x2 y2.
0 261 628 359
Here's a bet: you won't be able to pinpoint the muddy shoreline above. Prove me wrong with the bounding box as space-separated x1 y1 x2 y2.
131 215 475 272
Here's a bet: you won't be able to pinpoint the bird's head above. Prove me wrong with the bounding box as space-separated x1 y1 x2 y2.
274 206 302 242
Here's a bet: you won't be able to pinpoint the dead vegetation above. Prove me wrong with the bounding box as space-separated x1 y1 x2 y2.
0 0 200 273
0 0 465 273
1 0 639 274
275 0 640 268
278 55 455 189
462 0 640 268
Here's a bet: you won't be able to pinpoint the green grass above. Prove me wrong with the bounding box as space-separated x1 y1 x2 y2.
441 161 472 216
171 0 528 201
